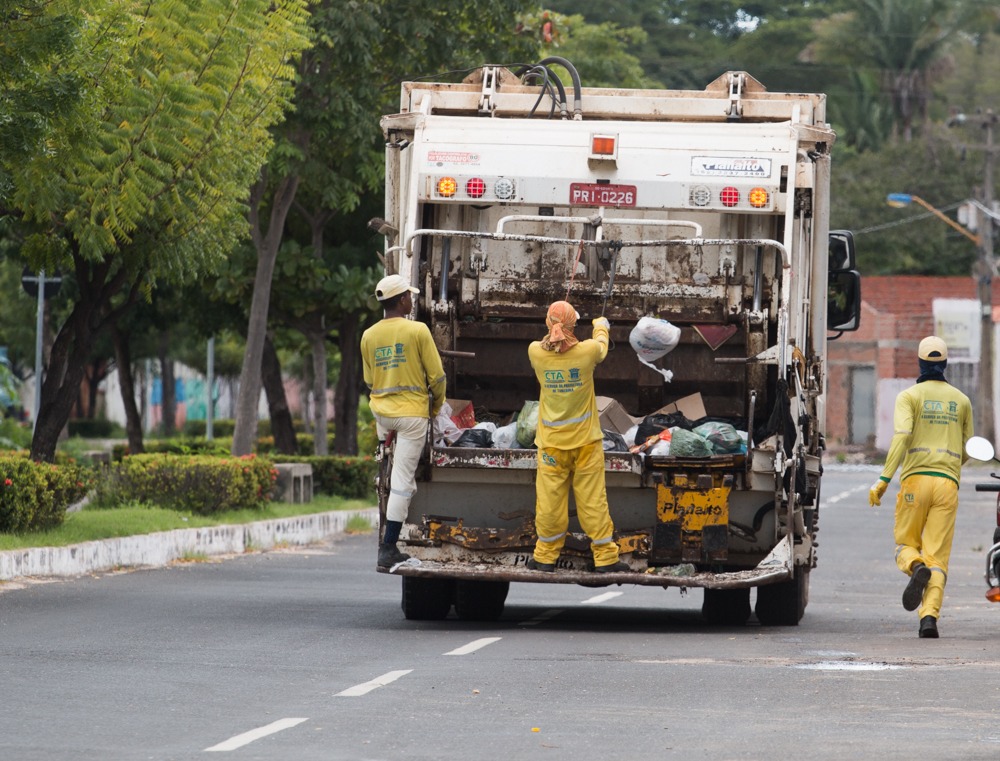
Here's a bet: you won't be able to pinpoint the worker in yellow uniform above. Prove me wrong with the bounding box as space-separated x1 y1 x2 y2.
361 274 446 568
869 336 974 638
526 301 628 574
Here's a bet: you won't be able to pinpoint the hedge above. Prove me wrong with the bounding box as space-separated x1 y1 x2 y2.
0 457 93 533
96 453 276 515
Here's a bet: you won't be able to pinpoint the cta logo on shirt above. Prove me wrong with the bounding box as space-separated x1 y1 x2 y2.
921 399 959 424
374 343 407 370
544 367 581 393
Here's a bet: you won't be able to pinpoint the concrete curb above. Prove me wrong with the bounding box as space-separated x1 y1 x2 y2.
0 507 378 582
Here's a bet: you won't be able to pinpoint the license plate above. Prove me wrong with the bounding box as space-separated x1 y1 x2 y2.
569 183 637 207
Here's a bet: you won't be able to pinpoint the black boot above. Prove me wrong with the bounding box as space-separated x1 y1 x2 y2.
918 615 939 639
526 557 556 572
902 562 931 611
377 543 410 568
593 560 630 573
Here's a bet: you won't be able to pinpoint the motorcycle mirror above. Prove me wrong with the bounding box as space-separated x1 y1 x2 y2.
965 436 996 462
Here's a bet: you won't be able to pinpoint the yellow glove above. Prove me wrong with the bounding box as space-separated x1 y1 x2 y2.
869 479 888 507
592 317 610 330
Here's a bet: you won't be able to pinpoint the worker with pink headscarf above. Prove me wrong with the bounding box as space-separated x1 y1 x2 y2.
526 301 628 573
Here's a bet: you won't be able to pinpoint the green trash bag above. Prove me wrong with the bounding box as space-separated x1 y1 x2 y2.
693 421 745 454
515 401 539 448
668 427 713 457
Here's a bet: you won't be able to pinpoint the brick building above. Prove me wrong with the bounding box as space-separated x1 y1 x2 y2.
825 275 1000 451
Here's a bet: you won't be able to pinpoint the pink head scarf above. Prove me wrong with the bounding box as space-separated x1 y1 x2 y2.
541 301 579 353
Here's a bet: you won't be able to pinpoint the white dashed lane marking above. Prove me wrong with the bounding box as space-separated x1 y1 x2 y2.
520 608 563 626
336 669 413 697
445 637 501 655
204 718 308 752
581 591 624 605
825 484 869 505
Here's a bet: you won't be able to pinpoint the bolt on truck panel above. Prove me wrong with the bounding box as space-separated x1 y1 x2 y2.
375 63 860 624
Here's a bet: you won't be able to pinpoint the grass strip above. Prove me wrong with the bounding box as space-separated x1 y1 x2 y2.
0 495 375 551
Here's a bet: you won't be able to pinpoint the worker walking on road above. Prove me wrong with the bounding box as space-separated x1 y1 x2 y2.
526 301 628 574
361 275 446 568
869 336 974 638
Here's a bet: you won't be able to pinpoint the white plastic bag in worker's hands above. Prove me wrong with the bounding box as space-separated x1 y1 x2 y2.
433 403 463 446
629 316 680 382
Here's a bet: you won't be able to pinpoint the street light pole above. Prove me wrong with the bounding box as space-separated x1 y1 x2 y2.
978 110 996 443
886 188 994 440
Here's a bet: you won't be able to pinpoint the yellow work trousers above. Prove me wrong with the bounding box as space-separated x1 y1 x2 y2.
894 474 959 620
533 440 620 568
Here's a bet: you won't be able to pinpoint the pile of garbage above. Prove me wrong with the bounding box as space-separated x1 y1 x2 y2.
433 398 747 456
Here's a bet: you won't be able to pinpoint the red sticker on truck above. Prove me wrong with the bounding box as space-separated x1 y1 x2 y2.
569 183 637 207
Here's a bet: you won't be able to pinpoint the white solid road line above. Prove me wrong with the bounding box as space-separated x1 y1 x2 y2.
581 591 624 604
336 669 413 697
204 717 308 752
445 637 502 655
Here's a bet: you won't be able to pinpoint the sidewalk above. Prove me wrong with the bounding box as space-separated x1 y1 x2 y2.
0 507 378 582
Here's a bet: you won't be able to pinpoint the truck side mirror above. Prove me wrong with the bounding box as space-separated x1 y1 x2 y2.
828 269 861 331
828 230 861 333
828 230 855 272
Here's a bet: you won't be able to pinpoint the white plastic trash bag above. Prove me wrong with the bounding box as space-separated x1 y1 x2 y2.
433 402 463 446
492 422 518 449
629 316 680 382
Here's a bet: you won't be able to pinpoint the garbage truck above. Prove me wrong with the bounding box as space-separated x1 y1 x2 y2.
373 59 861 625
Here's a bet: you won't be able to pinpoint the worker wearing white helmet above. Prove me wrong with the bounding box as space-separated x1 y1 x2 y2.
869 336 974 638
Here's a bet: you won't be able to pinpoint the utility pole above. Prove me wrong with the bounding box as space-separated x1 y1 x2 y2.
950 109 998 442
978 110 996 443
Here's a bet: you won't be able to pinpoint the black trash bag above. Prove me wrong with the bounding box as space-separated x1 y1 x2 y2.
636 412 694 443
452 428 493 448
602 430 628 452
754 378 796 458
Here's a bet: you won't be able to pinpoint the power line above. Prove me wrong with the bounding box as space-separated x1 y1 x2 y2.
855 201 963 235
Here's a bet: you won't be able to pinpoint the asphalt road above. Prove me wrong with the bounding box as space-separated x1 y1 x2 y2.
2 463 1000 760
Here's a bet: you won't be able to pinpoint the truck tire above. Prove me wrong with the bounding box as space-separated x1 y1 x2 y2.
754 568 809 626
702 587 751 626
454 580 510 621
401 577 454 620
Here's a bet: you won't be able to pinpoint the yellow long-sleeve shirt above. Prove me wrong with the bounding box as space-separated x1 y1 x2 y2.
361 317 446 419
880 379 974 486
528 323 609 450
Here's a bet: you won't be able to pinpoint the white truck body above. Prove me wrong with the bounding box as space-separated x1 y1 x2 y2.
375 64 859 624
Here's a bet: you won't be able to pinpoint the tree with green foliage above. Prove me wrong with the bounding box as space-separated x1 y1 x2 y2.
807 0 991 141
0 0 311 462
0 0 87 200
230 0 540 457
516 10 656 89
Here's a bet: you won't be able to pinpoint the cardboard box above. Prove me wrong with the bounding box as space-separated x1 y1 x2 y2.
596 396 637 435
651 392 707 421
447 398 476 429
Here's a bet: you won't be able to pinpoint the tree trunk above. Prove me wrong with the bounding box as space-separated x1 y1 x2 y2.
159 332 176 437
232 173 300 455
112 325 145 455
309 328 328 456
261 334 297 454
333 310 362 455
31 257 135 462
